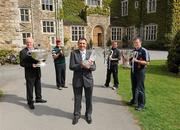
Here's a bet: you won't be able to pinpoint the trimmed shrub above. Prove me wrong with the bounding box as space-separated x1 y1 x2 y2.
0 44 20 65
167 31 180 73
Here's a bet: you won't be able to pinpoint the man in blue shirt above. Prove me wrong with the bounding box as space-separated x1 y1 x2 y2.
129 36 150 111
52 39 67 90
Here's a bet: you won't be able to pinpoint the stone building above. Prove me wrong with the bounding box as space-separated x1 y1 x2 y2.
63 0 110 48
0 0 63 48
110 0 180 49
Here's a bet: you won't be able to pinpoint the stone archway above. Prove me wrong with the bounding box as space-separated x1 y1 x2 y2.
93 26 104 47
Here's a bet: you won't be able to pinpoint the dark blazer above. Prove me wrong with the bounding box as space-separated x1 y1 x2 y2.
20 47 41 78
69 49 96 88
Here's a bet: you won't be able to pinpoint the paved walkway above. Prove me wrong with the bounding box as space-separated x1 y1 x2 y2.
0 49 167 130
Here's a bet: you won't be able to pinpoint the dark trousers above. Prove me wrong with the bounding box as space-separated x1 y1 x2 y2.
131 69 146 107
73 87 93 118
25 76 42 103
54 63 66 87
105 64 119 88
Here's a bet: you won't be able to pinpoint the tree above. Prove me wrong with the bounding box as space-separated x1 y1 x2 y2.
167 31 180 74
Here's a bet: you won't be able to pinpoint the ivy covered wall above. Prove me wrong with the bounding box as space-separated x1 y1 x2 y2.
110 0 140 27
110 0 180 50
63 0 86 25
62 0 179 50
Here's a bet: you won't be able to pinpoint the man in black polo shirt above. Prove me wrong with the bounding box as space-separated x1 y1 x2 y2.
52 39 67 90
129 36 150 111
104 41 121 90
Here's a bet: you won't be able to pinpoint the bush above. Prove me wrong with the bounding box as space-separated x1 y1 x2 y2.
167 31 180 73
0 50 19 65
0 44 20 65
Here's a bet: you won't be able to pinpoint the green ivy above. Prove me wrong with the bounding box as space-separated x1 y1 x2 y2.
167 30 180 73
63 0 86 24
110 0 180 50
63 0 111 24
86 6 110 16
57 8 64 20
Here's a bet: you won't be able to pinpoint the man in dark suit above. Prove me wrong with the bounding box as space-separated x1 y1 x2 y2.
20 37 47 110
69 38 96 125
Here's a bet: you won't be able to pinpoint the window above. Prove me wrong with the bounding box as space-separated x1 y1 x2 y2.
135 1 139 9
121 0 128 16
49 36 56 45
42 0 53 11
144 24 157 41
111 27 122 41
126 26 135 40
147 0 156 13
87 0 101 6
22 33 31 44
71 26 85 42
20 9 29 22
42 21 54 33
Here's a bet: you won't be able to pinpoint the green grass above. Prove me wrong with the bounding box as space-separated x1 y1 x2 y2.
118 60 180 130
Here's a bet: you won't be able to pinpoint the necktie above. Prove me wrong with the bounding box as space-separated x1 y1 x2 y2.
81 52 86 61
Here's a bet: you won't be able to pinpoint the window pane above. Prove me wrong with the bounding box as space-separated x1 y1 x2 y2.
71 26 85 41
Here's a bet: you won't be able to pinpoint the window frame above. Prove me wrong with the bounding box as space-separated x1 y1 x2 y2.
41 0 54 11
126 26 135 41
42 20 55 34
20 8 30 22
144 24 158 41
121 0 128 16
135 1 139 9
22 33 31 45
147 0 157 13
111 27 123 41
86 0 102 7
71 26 85 42
49 36 56 46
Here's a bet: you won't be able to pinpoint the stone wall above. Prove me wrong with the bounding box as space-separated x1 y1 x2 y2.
0 0 63 49
86 14 110 47
0 0 21 45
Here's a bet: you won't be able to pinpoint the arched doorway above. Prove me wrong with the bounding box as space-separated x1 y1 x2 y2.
93 26 103 47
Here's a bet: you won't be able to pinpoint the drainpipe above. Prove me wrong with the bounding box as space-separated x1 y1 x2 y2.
30 0 35 40
140 0 144 39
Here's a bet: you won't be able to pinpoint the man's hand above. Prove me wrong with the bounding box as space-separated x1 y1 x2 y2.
80 61 90 69
32 64 37 68
132 58 138 62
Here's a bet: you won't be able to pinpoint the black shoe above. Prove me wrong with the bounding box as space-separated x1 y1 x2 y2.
135 106 144 111
127 101 136 106
62 86 68 88
27 101 35 109
85 116 92 124
35 99 47 103
72 116 79 125
28 103 35 109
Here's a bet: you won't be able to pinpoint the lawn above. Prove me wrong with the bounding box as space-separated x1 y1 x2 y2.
118 60 180 130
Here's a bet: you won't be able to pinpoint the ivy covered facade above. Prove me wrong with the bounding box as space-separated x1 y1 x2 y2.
110 0 180 49
63 0 110 47
63 0 180 49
